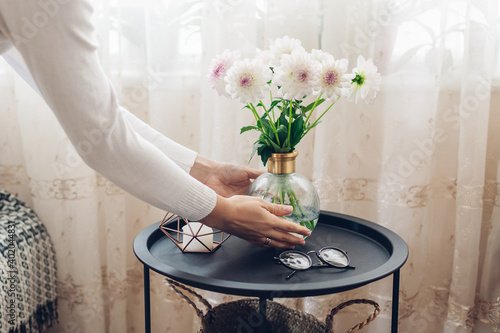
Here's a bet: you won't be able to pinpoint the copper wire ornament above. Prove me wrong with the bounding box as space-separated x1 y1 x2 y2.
159 213 231 253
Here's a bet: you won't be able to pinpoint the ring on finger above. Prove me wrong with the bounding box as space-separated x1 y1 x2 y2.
263 237 272 246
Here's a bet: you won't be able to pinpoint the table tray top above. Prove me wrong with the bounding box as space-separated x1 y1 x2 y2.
133 211 408 298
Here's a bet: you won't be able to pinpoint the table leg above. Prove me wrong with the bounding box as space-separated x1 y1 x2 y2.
258 296 269 333
391 269 400 333
144 265 151 333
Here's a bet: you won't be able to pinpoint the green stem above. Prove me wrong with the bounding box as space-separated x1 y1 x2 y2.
264 184 271 199
247 102 261 125
248 102 274 144
302 97 339 138
287 190 301 219
305 220 314 230
258 100 281 146
304 94 322 126
270 90 275 122
287 100 293 145
288 190 306 217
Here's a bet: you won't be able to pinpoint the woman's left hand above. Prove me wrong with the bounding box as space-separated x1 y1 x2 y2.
190 155 264 197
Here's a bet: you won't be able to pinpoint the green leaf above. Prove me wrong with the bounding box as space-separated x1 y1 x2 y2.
258 132 281 152
278 112 288 128
269 99 282 110
248 141 264 164
305 119 323 132
276 124 288 147
290 115 305 148
302 98 325 113
268 138 282 152
259 118 272 132
240 125 259 134
248 143 258 164
260 146 272 166
283 137 290 148
257 118 273 138
256 101 266 109
257 138 271 156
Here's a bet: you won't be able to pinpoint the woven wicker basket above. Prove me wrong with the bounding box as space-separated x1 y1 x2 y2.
166 278 380 333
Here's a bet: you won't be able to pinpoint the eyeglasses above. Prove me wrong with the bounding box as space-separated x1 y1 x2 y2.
274 247 355 280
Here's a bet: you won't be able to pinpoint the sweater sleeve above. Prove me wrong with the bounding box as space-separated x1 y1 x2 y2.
0 0 217 221
121 108 198 174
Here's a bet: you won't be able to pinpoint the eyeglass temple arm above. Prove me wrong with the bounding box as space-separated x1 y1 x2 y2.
312 263 356 269
285 270 297 280
286 263 355 280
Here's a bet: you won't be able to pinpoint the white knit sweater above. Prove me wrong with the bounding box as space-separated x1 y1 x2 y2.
0 0 217 221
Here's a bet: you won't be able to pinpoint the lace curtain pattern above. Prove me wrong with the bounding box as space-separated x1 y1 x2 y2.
0 0 499 332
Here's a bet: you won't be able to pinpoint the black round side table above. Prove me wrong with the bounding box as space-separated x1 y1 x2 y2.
133 210 408 333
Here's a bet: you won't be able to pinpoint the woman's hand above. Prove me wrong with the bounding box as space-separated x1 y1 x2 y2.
190 155 264 197
201 195 311 249
191 155 310 248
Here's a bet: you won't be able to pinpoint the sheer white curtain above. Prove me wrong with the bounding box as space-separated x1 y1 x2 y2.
314 1 500 332
0 0 499 332
0 1 202 332
201 1 500 332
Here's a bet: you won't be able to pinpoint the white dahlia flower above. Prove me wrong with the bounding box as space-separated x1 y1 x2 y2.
269 35 305 67
273 51 320 100
310 49 334 63
316 58 353 100
225 58 273 104
349 55 381 104
207 49 241 97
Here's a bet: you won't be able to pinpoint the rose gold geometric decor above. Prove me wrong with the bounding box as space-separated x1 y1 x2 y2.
159 213 231 253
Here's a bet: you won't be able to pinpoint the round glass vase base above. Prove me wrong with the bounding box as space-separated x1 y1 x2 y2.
246 171 320 237
285 215 320 239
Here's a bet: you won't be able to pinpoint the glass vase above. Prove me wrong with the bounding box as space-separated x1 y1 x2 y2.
246 152 320 237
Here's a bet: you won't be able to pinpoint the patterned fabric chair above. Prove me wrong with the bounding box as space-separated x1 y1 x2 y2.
0 190 58 332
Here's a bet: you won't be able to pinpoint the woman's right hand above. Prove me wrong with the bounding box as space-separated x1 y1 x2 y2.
201 195 311 249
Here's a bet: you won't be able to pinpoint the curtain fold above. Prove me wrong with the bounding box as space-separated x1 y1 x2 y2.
0 0 499 332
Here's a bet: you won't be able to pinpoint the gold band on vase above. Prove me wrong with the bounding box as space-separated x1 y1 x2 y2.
267 152 298 174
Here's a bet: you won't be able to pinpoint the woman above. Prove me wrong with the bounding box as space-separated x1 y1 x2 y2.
0 0 310 248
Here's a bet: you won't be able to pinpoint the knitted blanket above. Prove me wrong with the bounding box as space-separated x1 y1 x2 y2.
0 190 58 332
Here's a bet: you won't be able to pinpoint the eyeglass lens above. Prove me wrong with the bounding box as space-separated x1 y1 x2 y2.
317 247 349 267
279 251 312 270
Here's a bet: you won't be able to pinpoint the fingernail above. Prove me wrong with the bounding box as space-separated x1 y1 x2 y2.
283 205 293 213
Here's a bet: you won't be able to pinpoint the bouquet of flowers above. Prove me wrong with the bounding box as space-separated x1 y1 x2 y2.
207 36 381 234
207 36 381 166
